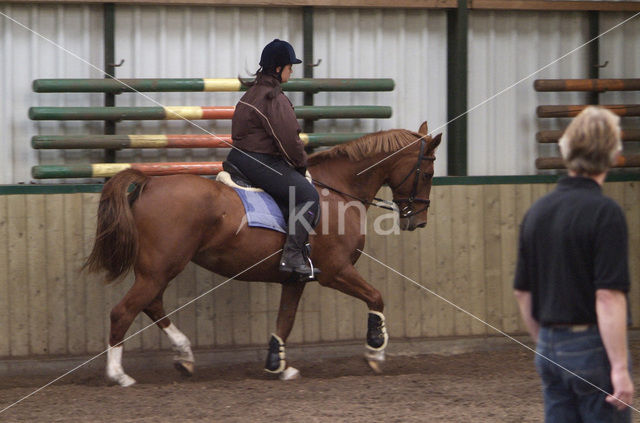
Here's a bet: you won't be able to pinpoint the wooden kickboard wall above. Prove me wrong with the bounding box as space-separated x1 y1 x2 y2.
0 181 638 357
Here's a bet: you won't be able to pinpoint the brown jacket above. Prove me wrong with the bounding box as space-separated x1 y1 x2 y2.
231 74 307 168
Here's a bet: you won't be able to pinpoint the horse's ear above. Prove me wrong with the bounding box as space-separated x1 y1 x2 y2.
429 133 442 152
418 121 428 135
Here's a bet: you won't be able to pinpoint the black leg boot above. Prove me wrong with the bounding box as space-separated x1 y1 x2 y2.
265 333 286 373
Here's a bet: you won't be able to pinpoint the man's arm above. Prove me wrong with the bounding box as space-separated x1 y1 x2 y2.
596 288 634 410
514 289 539 342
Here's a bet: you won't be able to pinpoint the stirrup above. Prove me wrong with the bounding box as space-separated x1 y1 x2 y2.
284 257 320 283
297 257 320 282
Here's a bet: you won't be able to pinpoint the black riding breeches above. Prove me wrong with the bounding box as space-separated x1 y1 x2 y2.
226 148 320 227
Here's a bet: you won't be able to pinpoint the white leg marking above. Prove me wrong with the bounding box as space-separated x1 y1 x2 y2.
163 323 194 362
163 323 194 374
364 349 386 363
106 345 136 387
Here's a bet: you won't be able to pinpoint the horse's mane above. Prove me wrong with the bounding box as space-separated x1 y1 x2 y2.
307 129 423 165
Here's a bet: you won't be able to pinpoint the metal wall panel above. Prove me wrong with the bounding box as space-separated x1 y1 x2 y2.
1 180 639 357
599 12 640 156
2 6 637 183
468 11 591 175
0 4 104 184
313 8 448 176
113 6 303 168
0 5 446 183
114 7 448 175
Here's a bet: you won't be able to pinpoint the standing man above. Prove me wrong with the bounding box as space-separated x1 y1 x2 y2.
514 106 634 422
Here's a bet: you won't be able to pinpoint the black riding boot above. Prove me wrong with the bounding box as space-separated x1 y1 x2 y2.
279 207 320 281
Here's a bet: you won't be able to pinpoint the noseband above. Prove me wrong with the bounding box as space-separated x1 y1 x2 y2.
387 138 435 219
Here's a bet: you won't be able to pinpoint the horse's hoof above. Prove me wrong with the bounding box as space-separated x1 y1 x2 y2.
120 374 137 387
108 373 137 387
366 359 383 374
279 366 300 381
364 350 385 374
174 360 194 376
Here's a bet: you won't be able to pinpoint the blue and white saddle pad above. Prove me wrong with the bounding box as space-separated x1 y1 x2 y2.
232 188 287 234
216 169 314 234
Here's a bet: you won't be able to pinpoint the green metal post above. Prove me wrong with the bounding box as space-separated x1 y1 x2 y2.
446 0 468 176
588 11 600 106
303 6 315 136
104 3 116 163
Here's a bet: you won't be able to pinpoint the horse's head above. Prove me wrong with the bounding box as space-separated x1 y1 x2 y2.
387 121 442 231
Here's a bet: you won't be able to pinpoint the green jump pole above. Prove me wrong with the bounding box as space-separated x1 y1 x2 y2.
29 106 392 121
32 164 94 179
31 133 368 149
295 106 391 119
32 78 395 93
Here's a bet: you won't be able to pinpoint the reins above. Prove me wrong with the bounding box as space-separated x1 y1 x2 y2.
312 138 436 218
312 179 398 212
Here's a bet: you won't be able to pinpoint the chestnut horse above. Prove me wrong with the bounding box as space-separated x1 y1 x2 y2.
85 122 441 386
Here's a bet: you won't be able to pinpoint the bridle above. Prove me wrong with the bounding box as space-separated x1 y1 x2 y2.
312 137 435 219
387 138 435 219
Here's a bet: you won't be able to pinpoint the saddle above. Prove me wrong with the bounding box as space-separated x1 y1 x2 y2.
216 161 313 192
217 161 263 191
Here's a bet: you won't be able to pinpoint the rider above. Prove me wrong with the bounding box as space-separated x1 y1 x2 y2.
226 39 320 281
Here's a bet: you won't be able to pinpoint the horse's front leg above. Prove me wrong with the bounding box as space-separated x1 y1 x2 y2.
318 264 388 373
265 281 306 380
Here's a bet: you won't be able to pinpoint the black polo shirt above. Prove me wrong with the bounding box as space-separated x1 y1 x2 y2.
514 176 630 326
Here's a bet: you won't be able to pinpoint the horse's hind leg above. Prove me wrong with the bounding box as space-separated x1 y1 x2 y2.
106 275 164 387
143 295 195 376
318 265 388 372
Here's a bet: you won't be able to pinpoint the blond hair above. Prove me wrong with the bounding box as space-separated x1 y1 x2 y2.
558 106 622 175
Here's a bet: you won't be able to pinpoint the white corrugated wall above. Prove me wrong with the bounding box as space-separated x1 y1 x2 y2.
108 6 449 176
312 8 448 178
468 11 590 175
468 10 640 175
599 12 640 157
1 6 639 183
0 5 447 183
113 6 303 167
0 4 103 184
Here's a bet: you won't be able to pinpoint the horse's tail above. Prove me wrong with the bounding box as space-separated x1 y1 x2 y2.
83 169 150 283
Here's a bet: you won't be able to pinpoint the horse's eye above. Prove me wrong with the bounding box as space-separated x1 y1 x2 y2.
423 173 434 180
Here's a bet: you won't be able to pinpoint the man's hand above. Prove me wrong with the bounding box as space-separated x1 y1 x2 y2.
514 290 540 341
597 289 633 411
606 367 634 411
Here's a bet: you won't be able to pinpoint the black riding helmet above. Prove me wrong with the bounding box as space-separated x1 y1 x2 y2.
259 39 302 80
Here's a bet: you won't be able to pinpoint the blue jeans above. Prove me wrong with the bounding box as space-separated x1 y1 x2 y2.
535 326 631 423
